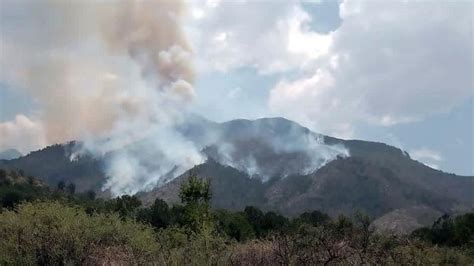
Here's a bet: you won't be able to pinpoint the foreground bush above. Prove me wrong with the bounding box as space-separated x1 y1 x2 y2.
155 225 232 265
228 226 472 265
0 174 472 265
0 201 158 265
412 213 474 247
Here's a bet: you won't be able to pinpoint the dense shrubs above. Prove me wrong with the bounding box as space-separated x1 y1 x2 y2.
0 201 158 264
0 169 473 264
228 223 472 265
0 172 51 209
412 213 474 247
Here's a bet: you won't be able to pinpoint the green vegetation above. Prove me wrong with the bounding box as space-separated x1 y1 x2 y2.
0 168 472 264
0 201 157 264
412 213 474 247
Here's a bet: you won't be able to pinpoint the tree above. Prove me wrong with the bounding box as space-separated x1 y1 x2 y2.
453 213 474 246
1 191 23 209
244 206 265 238
138 198 171 230
243 207 288 238
109 195 142 218
0 169 9 185
179 173 211 205
412 213 474 247
27 176 35 186
179 173 212 232
431 214 455 245
85 190 96 200
0 169 7 179
9 170 19 179
296 210 330 227
261 211 289 235
66 183 76 195
215 210 255 241
57 180 66 191
351 212 375 264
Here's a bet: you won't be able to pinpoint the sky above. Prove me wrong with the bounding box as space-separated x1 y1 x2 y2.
0 0 473 176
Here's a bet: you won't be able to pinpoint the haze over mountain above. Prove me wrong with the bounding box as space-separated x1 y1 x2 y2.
0 149 22 160
1 117 472 233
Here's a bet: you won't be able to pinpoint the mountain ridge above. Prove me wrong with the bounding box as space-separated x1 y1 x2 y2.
1 117 472 233
0 148 22 160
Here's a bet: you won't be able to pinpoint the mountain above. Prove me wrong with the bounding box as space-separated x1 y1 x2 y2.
143 152 472 217
1 117 472 232
180 117 349 181
0 149 22 160
143 117 474 231
0 142 105 193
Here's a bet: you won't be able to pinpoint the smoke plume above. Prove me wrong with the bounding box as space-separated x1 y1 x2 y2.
0 0 349 195
0 0 203 195
203 118 349 181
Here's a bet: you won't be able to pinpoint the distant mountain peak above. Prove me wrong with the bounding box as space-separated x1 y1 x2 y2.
0 148 22 160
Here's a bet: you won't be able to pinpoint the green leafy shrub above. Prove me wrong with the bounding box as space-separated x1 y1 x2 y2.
412 213 474 247
155 225 231 265
215 209 255 241
0 201 158 264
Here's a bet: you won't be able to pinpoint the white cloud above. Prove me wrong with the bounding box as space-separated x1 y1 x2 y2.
269 0 473 138
269 68 356 138
227 87 242 99
186 0 331 74
410 148 443 162
410 148 443 170
0 115 46 154
287 5 332 61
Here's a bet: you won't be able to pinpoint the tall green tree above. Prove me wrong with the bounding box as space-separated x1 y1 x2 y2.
66 183 76 195
108 195 142 218
138 198 171 230
179 173 212 232
57 180 66 191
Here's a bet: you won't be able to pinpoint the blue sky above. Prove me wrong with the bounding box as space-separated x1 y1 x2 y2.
0 0 472 175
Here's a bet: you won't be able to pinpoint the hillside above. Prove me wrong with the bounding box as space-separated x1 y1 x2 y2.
0 142 105 193
0 149 22 160
148 117 473 228
1 117 472 231
142 156 472 218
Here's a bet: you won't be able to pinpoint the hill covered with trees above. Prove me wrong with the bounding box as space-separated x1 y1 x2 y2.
1 118 472 234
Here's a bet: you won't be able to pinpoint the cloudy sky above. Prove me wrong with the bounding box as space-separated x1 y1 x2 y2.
0 0 473 175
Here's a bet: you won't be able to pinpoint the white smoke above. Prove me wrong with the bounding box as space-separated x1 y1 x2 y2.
0 1 349 194
203 119 349 181
0 0 204 195
213 139 350 182
212 137 348 181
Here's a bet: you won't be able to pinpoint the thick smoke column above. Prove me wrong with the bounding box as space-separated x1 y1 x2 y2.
102 0 195 99
0 0 204 194
0 0 350 195
89 0 204 195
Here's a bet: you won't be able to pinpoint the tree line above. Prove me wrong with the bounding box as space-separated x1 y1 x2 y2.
0 168 472 264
